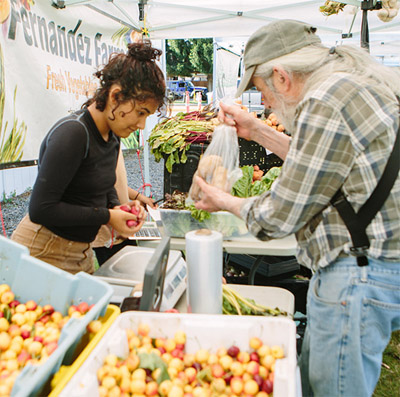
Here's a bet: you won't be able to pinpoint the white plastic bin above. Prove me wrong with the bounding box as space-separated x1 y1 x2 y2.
0 236 113 397
60 311 298 397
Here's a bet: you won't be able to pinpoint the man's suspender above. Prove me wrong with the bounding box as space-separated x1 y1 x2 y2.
330 108 400 267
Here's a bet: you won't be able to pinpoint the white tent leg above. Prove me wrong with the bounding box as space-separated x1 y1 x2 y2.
142 127 151 198
141 39 166 199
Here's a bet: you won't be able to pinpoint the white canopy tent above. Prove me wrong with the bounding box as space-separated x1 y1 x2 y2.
51 0 400 58
3 1 398 195
49 1 400 196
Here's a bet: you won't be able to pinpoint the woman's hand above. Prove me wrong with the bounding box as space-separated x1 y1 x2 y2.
108 203 146 238
128 200 147 220
138 194 157 209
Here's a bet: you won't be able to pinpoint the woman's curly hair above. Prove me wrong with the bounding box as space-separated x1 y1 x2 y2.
83 41 170 117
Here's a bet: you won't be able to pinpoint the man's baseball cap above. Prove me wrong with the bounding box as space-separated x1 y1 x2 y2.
236 20 321 97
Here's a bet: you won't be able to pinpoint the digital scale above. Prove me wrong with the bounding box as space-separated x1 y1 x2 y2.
93 245 187 311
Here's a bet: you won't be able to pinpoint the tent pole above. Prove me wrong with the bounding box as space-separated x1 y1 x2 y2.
141 39 166 199
360 0 382 52
212 38 217 105
361 6 370 51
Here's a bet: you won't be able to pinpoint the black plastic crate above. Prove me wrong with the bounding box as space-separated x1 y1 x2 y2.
163 138 284 196
227 254 299 282
238 138 283 173
163 143 209 195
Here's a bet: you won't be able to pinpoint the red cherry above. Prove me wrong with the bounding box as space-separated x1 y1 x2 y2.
227 345 240 358
262 379 273 394
192 362 202 372
171 348 184 359
33 336 43 343
175 343 185 351
157 346 166 354
9 300 20 308
253 374 263 388
250 352 260 362
223 373 233 384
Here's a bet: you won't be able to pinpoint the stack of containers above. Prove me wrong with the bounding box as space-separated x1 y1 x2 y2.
0 236 113 397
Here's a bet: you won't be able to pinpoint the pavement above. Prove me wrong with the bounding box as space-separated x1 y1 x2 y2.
170 101 209 115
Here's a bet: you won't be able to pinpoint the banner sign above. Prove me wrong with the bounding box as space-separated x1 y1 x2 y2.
215 47 240 103
0 0 134 164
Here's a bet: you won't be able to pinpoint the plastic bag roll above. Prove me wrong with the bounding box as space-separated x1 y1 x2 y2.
185 229 223 314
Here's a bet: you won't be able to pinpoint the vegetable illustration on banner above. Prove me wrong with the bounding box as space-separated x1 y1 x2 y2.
0 1 27 163
0 1 127 163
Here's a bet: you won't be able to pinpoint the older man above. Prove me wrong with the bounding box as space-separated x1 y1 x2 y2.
194 20 400 396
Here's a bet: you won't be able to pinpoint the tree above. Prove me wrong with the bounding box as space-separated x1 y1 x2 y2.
166 38 213 88
166 39 194 78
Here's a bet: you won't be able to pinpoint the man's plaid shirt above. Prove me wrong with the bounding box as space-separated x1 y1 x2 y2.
241 73 400 271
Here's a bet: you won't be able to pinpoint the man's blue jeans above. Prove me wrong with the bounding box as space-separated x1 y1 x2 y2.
299 257 400 397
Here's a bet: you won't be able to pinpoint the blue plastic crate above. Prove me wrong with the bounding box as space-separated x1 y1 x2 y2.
0 236 113 397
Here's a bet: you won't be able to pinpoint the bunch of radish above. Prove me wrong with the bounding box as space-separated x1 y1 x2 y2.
120 205 142 228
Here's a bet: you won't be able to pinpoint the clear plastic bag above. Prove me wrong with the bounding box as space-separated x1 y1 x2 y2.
188 121 242 202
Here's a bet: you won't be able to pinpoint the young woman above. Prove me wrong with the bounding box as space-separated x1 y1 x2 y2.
91 146 157 266
11 40 168 274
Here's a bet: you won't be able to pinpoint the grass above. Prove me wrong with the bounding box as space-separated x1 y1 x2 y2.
374 330 400 396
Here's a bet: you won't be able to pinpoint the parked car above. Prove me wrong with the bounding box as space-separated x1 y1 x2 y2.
167 80 208 100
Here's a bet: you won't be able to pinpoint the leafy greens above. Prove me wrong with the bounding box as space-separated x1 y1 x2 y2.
231 166 281 198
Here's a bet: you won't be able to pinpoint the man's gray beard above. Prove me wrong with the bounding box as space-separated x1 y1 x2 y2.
271 96 297 136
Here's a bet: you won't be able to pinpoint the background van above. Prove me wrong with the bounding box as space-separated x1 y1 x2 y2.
167 80 208 100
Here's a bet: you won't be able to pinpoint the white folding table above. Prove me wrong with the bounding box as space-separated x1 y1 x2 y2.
138 233 298 284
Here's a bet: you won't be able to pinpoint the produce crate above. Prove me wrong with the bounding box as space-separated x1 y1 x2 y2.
238 137 283 174
59 311 298 397
227 254 300 282
49 305 121 396
159 208 250 239
163 139 282 196
0 236 113 397
163 142 209 195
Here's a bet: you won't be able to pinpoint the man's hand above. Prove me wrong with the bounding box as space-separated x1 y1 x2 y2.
194 176 245 218
219 102 290 160
218 102 258 141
